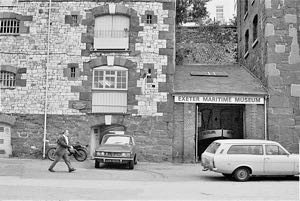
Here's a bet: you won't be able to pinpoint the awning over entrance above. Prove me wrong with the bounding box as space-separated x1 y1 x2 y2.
173 64 267 103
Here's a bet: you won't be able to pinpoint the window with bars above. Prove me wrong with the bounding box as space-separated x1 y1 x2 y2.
93 66 127 90
0 71 16 88
146 14 152 24
0 19 20 34
70 67 76 78
71 15 78 25
94 15 130 50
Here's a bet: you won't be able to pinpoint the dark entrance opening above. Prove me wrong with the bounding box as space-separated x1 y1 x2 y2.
197 104 244 160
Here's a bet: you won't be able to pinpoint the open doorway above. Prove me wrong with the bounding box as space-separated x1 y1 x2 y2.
196 104 244 160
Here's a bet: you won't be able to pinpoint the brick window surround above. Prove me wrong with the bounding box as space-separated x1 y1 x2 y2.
0 12 32 35
0 65 27 88
81 4 143 56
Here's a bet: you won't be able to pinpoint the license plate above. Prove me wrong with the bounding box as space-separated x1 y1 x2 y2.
105 159 120 163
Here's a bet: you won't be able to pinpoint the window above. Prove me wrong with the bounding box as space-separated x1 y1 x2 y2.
245 30 249 54
252 15 258 43
93 66 127 90
71 15 78 25
216 6 224 23
70 67 76 78
266 145 288 155
0 19 20 34
205 142 220 154
0 71 15 88
227 145 263 155
92 66 128 113
146 14 152 24
94 15 130 50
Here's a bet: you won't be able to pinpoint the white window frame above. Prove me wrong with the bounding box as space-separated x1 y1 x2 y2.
0 71 16 88
94 15 130 50
93 66 128 90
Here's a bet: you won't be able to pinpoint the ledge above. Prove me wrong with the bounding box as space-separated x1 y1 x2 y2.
252 39 259 48
244 51 249 59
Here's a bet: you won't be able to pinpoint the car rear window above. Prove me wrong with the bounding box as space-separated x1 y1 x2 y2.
227 145 263 155
205 142 221 154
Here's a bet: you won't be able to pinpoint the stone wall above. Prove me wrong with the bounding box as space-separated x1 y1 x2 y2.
0 0 176 160
238 0 300 153
10 113 173 161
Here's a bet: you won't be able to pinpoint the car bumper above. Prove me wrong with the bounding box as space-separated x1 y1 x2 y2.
94 157 133 164
201 162 218 172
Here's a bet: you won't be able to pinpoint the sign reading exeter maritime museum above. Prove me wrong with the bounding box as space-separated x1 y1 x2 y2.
174 95 264 104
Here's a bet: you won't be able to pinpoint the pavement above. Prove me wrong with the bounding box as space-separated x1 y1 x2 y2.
0 158 299 200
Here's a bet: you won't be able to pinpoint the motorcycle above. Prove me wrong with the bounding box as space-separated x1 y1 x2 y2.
47 142 88 162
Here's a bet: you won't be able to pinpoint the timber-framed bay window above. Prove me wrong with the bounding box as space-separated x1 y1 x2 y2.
94 15 130 50
92 66 128 113
0 71 16 88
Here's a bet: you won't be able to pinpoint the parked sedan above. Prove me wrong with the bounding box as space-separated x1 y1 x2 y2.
201 139 299 181
94 134 137 169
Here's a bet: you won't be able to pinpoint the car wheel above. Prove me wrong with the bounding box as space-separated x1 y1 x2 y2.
95 160 100 168
233 167 250 182
129 160 134 170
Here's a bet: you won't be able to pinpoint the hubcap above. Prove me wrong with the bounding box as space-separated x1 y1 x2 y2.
238 170 247 179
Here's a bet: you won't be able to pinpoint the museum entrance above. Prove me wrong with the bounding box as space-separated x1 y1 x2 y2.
196 104 244 160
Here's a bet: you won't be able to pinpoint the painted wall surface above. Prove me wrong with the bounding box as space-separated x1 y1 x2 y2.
0 0 176 161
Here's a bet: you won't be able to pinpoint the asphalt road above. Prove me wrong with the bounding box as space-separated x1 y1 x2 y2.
0 158 298 200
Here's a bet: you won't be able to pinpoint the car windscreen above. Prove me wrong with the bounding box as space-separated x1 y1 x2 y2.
102 136 130 145
205 142 221 154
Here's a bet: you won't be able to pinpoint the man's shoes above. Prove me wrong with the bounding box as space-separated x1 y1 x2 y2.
48 168 55 172
69 168 76 172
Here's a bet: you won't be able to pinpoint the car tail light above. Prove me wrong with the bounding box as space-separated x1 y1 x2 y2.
212 158 216 168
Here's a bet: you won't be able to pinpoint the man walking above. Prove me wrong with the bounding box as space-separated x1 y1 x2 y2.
48 129 76 172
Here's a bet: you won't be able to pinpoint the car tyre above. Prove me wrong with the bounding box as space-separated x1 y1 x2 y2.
129 160 134 170
95 160 100 168
233 167 250 182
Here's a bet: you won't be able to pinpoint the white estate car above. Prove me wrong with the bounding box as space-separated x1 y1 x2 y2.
201 139 299 181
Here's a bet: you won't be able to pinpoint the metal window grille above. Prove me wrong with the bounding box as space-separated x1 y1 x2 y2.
71 15 78 25
146 15 152 24
0 19 20 34
70 67 76 78
0 71 16 88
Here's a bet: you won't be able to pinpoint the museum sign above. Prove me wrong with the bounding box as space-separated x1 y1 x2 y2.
174 95 264 104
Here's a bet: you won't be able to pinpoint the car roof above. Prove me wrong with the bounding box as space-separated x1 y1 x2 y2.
103 134 133 138
213 139 279 144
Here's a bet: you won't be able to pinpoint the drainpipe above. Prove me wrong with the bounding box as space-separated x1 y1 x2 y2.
264 95 268 140
43 0 52 158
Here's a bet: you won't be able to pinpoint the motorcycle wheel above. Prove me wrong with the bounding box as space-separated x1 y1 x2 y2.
46 147 56 161
74 148 87 162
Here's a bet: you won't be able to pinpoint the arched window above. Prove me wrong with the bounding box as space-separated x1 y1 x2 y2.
252 15 258 43
92 66 128 113
0 71 15 88
94 15 130 50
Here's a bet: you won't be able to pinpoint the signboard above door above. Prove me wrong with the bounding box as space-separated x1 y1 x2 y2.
174 94 264 104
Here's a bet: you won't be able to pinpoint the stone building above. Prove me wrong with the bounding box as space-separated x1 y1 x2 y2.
237 0 300 153
0 0 175 161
